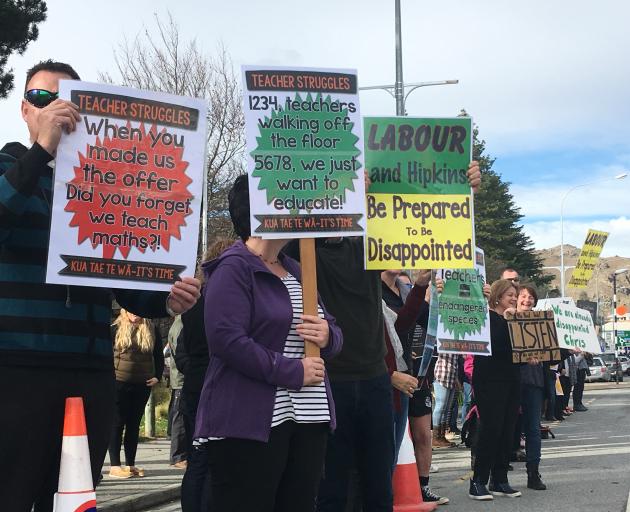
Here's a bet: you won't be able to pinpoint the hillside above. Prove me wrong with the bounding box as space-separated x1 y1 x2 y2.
536 245 630 309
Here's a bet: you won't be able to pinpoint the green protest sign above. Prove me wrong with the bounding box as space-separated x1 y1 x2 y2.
365 117 472 195
436 247 491 355
242 66 366 238
364 116 475 270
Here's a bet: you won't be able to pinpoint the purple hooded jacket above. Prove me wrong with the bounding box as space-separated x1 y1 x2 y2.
194 240 343 442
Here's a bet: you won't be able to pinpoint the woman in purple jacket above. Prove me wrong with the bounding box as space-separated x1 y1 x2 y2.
194 175 343 512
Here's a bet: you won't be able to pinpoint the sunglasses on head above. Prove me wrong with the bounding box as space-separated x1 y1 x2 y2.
24 89 58 108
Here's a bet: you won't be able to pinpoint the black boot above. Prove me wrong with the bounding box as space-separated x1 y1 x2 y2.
527 462 547 490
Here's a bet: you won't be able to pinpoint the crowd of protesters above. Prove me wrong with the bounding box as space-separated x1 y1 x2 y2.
0 59 593 512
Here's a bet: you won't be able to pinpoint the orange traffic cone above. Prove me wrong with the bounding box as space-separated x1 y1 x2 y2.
393 421 438 512
53 397 98 512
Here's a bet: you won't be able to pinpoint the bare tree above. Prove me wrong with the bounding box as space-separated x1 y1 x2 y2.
100 13 244 247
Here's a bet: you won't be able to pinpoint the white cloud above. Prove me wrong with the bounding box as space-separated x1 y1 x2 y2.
523 217 630 257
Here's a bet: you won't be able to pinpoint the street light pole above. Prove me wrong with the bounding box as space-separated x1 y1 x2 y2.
360 0 458 114
394 0 404 116
559 173 628 297
613 269 628 356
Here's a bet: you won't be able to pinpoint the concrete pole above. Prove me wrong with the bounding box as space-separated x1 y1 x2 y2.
144 389 155 438
613 273 618 356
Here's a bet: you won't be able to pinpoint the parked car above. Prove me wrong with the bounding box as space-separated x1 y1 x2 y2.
619 355 630 376
599 353 624 382
586 356 612 382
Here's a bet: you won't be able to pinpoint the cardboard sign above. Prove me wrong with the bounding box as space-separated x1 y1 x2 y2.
364 116 474 269
536 298 602 353
568 229 609 288
508 310 560 363
46 81 207 291
242 66 365 239
436 247 491 356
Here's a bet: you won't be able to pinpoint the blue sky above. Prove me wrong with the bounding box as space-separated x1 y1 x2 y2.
2 0 629 256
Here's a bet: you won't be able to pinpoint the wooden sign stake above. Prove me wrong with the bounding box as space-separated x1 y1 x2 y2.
300 238 320 357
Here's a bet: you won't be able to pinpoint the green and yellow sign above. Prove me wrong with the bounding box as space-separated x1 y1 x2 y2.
364 117 474 269
568 229 609 288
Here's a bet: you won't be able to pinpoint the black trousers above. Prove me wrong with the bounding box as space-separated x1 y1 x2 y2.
559 375 571 409
573 369 587 407
0 366 115 512
473 379 520 484
181 389 201 452
180 390 210 512
208 421 328 512
108 381 151 466
544 370 557 419
317 373 394 512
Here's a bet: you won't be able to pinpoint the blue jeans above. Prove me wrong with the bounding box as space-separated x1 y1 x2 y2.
393 393 409 467
521 385 544 465
317 373 394 512
461 382 472 424
432 381 455 427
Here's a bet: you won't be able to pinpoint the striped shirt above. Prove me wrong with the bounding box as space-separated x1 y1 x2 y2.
271 273 330 427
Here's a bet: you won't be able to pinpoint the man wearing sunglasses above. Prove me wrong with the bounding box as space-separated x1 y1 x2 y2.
0 60 201 512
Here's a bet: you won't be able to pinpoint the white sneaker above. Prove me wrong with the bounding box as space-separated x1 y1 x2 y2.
430 464 439 473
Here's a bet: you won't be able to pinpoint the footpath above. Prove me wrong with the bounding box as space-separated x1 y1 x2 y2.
98 439 183 512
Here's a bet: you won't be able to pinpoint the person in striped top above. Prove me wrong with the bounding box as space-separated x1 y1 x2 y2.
0 60 201 512
195 175 343 512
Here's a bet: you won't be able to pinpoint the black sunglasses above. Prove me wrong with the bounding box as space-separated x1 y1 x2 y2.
24 89 58 108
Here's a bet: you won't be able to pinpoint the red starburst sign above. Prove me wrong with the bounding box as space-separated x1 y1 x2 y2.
64 123 193 259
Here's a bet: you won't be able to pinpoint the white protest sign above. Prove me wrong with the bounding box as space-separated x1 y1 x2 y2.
46 81 207 291
242 66 365 239
536 298 602 353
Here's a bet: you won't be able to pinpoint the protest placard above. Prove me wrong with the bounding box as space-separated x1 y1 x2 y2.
436 247 491 355
242 66 365 239
577 299 598 324
417 273 439 378
46 81 207 291
536 298 602 353
507 310 561 363
568 229 609 288
364 116 474 269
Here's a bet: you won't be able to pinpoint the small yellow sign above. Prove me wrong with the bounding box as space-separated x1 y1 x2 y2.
568 229 609 288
